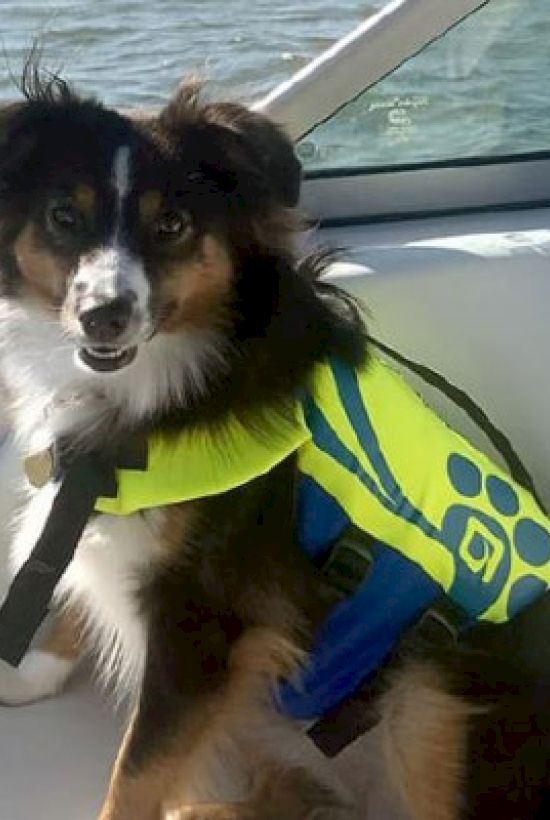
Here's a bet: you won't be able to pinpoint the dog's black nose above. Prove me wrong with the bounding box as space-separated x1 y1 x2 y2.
79 296 133 343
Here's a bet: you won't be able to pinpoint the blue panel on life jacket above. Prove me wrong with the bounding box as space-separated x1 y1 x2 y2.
277 477 441 720
296 473 350 562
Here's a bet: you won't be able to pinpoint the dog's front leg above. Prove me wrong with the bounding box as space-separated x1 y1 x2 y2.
170 765 358 820
98 613 351 820
97 599 255 820
377 661 471 820
0 605 81 705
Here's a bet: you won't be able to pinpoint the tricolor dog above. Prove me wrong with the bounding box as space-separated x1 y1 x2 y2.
1 64 550 819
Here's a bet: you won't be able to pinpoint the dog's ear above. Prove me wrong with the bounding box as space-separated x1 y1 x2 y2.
0 103 32 185
201 102 302 208
159 83 302 208
0 65 77 190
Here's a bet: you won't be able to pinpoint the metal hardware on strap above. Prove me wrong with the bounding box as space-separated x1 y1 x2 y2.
320 526 375 596
308 681 381 758
309 526 469 757
307 596 467 758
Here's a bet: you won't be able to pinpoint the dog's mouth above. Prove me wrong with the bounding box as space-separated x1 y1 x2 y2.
78 345 138 373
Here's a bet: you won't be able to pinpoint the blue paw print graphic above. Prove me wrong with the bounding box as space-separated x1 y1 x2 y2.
440 454 550 618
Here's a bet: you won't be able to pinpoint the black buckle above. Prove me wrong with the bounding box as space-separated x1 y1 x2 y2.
320 526 376 597
413 597 465 645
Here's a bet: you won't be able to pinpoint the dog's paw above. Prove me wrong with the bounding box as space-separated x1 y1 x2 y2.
167 804 253 820
167 796 357 820
167 808 238 820
0 649 74 705
168 805 355 820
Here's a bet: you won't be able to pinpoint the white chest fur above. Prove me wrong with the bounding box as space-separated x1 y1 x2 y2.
0 298 197 698
10 484 166 696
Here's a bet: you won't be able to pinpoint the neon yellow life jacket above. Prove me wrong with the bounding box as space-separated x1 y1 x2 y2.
96 354 550 625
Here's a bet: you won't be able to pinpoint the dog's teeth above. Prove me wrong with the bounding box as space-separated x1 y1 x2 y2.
86 348 125 359
78 345 137 373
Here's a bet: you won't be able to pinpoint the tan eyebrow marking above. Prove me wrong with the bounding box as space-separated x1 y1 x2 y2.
74 183 96 216
139 189 162 223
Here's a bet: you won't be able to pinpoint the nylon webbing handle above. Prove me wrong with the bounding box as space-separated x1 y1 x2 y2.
0 455 116 666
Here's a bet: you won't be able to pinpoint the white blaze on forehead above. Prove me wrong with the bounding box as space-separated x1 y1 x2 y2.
112 145 132 201
71 145 151 327
111 145 132 245
72 144 149 307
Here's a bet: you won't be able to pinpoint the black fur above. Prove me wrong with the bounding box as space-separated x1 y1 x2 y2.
0 69 366 434
2 64 550 819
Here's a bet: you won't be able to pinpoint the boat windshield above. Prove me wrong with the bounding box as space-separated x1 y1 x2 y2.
297 0 548 172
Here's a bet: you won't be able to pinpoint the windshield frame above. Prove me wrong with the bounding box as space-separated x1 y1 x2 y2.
254 0 490 140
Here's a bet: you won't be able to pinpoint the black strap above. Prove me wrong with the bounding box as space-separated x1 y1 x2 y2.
308 682 381 757
308 595 467 757
0 454 118 666
0 435 148 668
369 336 546 513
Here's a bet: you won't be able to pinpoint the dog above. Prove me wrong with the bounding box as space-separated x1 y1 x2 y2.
1 63 550 820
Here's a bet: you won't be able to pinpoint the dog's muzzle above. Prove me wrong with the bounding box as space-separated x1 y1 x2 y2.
72 246 151 373
77 293 140 372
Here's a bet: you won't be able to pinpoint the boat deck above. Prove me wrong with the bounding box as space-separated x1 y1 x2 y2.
0 670 121 820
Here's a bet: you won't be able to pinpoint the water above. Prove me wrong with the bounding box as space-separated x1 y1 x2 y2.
0 0 378 106
300 0 550 168
0 0 546 169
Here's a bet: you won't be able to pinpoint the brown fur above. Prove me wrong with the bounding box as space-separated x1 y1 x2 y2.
13 223 69 305
158 504 198 561
99 626 334 819
171 766 356 820
98 707 168 820
74 183 96 217
139 189 163 223
377 662 473 820
158 235 233 333
3 70 550 820
42 606 83 662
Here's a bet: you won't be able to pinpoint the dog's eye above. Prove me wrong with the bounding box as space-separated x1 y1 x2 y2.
155 210 192 242
48 202 83 233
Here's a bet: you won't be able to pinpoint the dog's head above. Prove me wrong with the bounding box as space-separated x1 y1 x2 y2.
0 70 303 425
